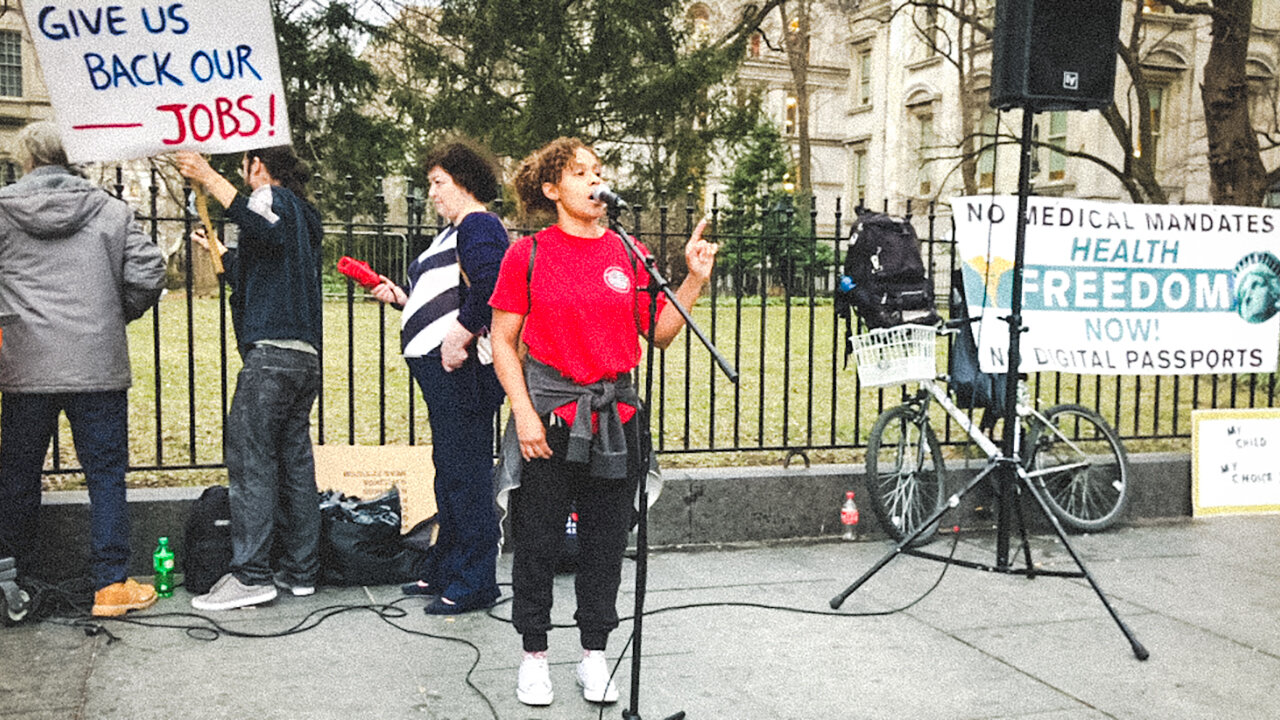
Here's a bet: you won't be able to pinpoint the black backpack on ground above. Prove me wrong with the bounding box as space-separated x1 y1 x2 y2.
835 210 940 332
182 485 233 595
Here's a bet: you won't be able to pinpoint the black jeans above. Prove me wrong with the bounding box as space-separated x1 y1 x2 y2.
0 391 130 590
225 345 321 586
510 416 642 653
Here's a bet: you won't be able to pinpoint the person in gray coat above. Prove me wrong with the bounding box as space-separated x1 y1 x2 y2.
0 121 167 617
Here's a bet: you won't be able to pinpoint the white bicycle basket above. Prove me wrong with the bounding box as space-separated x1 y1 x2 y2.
852 325 936 387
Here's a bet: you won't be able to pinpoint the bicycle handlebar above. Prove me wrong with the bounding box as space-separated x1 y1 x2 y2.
941 316 981 331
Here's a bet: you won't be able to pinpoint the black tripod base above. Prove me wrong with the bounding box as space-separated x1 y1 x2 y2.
830 459 1149 661
622 712 685 720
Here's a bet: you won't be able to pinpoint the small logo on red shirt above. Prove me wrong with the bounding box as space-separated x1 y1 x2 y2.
603 266 632 293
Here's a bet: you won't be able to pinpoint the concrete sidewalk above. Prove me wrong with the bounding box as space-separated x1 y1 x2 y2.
3 514 1278 719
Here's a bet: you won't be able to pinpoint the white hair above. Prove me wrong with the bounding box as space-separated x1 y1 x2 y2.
13 121 68 171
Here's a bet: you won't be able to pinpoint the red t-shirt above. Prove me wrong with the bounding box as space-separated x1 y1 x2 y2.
490 225 667 422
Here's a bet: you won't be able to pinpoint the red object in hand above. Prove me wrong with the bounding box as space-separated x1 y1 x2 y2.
337 256 382 290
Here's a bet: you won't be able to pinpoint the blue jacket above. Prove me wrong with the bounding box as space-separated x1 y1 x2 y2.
223 185 323 353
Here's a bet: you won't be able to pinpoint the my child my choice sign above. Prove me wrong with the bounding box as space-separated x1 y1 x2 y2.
23 1 290 163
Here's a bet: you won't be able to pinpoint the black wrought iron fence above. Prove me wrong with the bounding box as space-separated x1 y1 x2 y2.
38 170 1280 476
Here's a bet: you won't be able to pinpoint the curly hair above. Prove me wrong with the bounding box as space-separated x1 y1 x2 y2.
423 140 500 203
247 145 312 202
513 137 593 218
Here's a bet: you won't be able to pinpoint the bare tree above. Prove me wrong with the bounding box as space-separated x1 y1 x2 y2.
1160 0 1271 205
876 0 1235 204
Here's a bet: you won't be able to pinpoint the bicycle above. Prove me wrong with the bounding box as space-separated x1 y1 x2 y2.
852 323 1130 547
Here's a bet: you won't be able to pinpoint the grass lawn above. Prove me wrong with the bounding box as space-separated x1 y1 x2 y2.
32 292 1276 490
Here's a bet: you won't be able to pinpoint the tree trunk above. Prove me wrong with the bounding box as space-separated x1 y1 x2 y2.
1201 0 1266 205
781 1 814 225
957 1 979 195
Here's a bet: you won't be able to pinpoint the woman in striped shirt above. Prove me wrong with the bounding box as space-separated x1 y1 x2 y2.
371 141 509 614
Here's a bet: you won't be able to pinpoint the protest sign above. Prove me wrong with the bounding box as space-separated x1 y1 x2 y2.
1192 408 1280 517
22 1 290 163
951 195 1280 375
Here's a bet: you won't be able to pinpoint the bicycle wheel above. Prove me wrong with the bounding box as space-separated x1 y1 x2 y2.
865 404 947 546
1024 404 1130 532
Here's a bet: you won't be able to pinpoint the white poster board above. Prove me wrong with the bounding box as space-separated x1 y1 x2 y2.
950 196 1280 375
1192 409 1280 516
22 1 290 163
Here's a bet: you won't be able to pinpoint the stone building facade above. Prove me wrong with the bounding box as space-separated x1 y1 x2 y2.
695 0 1280 217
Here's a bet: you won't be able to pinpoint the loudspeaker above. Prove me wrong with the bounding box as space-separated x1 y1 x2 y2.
990 0 1123 112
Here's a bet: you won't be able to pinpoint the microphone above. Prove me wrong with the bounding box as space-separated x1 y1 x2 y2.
590 184 628 209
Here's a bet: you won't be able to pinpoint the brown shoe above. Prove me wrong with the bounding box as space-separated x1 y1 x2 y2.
92 578 158 617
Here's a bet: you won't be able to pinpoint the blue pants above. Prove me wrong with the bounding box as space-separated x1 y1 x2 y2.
409 352 505 604
0 390 130 591
225 345 322 586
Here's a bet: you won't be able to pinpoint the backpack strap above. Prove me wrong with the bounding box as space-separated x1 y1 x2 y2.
526 235 537 311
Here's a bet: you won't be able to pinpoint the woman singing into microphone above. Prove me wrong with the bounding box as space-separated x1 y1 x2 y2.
488 137 716 707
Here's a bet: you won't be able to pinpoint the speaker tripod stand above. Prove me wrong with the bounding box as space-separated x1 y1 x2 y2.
830 110 1148 662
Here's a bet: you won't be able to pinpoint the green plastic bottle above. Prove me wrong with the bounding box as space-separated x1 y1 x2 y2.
153 537 174 598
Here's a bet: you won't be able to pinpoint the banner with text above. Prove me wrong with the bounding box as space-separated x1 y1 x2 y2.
23 1 290 163
951 196 1280 375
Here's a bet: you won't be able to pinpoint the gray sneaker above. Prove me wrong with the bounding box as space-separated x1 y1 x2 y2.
191 573 278 611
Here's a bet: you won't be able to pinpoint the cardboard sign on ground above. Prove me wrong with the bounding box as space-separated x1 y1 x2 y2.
313 445 436 534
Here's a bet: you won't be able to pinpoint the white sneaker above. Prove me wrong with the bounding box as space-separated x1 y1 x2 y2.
517 652 554 706
273 573 316 597
576 650 619 704
191 573 277 611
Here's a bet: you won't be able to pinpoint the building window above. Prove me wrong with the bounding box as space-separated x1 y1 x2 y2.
1143 0 1169 13
920 6 939 55
0 31 21 98
750 31 762 58
784 94 798 135
855 47 872 107
1047 111 1068 181
916 112 934 195
1 161 18 186
1266 182 1280 209
977 113 998 189
1247 60 1274 135
1135 86 1164 162
852 147 868 208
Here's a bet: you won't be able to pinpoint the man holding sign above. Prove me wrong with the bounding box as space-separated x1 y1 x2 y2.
176 146 324 611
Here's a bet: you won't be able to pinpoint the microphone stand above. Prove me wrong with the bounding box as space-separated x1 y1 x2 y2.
606 204 737 720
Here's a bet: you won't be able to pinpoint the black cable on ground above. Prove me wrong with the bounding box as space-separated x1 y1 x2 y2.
374 596 501 720
20 535 961 720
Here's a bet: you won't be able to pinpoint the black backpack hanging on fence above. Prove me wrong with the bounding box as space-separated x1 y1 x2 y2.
182 485 233 595
834 210 940 332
